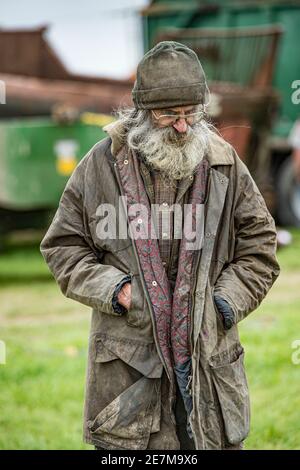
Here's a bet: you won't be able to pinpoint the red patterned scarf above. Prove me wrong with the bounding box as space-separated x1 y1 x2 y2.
115 145 210 382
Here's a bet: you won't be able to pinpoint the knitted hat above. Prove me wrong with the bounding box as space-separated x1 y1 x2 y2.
132 41 209 110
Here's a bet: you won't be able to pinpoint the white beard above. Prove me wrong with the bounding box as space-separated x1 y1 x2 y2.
127 117 208 189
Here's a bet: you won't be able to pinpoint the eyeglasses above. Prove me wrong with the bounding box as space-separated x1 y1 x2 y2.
151 108 204 126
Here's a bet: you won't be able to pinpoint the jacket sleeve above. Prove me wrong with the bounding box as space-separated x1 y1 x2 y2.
40 148 130 316
213 154 280 324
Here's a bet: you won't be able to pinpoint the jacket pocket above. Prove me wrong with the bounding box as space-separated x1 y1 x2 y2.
208 343 250 445
88 334 163 450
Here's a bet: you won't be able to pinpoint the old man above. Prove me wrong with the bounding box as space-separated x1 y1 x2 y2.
40 41 280 450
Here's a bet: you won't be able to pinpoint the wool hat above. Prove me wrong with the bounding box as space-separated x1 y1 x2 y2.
132 41 209 110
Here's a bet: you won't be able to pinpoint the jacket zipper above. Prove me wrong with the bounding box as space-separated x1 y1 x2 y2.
188 167 212 361
188 251 201 358
113 162 172 385
187 167 212 449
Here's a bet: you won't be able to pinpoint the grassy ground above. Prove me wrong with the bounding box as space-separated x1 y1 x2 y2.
0 229 299 449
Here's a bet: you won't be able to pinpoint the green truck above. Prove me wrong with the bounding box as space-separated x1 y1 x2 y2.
141 0 300 225
0 114 112 245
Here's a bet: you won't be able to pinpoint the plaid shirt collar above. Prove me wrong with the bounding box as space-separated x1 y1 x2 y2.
138 157 195 205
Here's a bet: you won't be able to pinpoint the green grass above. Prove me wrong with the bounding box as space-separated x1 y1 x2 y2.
0 233 91 450
239 228 300 450
0 229 299 449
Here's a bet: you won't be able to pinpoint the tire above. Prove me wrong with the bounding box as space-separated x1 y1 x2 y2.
276 157 300 227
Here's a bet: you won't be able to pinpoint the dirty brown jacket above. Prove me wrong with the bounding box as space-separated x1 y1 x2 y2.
40 119 280 450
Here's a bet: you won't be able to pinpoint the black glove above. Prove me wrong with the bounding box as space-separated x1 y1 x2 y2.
111 275 132 315
213 295 235 330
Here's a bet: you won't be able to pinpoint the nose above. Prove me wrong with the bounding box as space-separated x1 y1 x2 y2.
172 117 188 133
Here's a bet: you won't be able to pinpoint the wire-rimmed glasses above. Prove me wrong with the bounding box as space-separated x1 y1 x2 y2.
151 108 204 126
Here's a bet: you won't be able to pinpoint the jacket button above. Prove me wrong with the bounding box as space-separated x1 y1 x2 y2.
152 280 157 286
124 159 129 165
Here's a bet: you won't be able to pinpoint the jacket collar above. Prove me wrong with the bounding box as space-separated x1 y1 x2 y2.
103 119 234 167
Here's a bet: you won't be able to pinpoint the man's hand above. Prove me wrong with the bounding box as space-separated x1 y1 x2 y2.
117 282 132 310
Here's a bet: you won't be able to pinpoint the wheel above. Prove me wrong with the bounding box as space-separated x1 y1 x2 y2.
276 157 300 227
